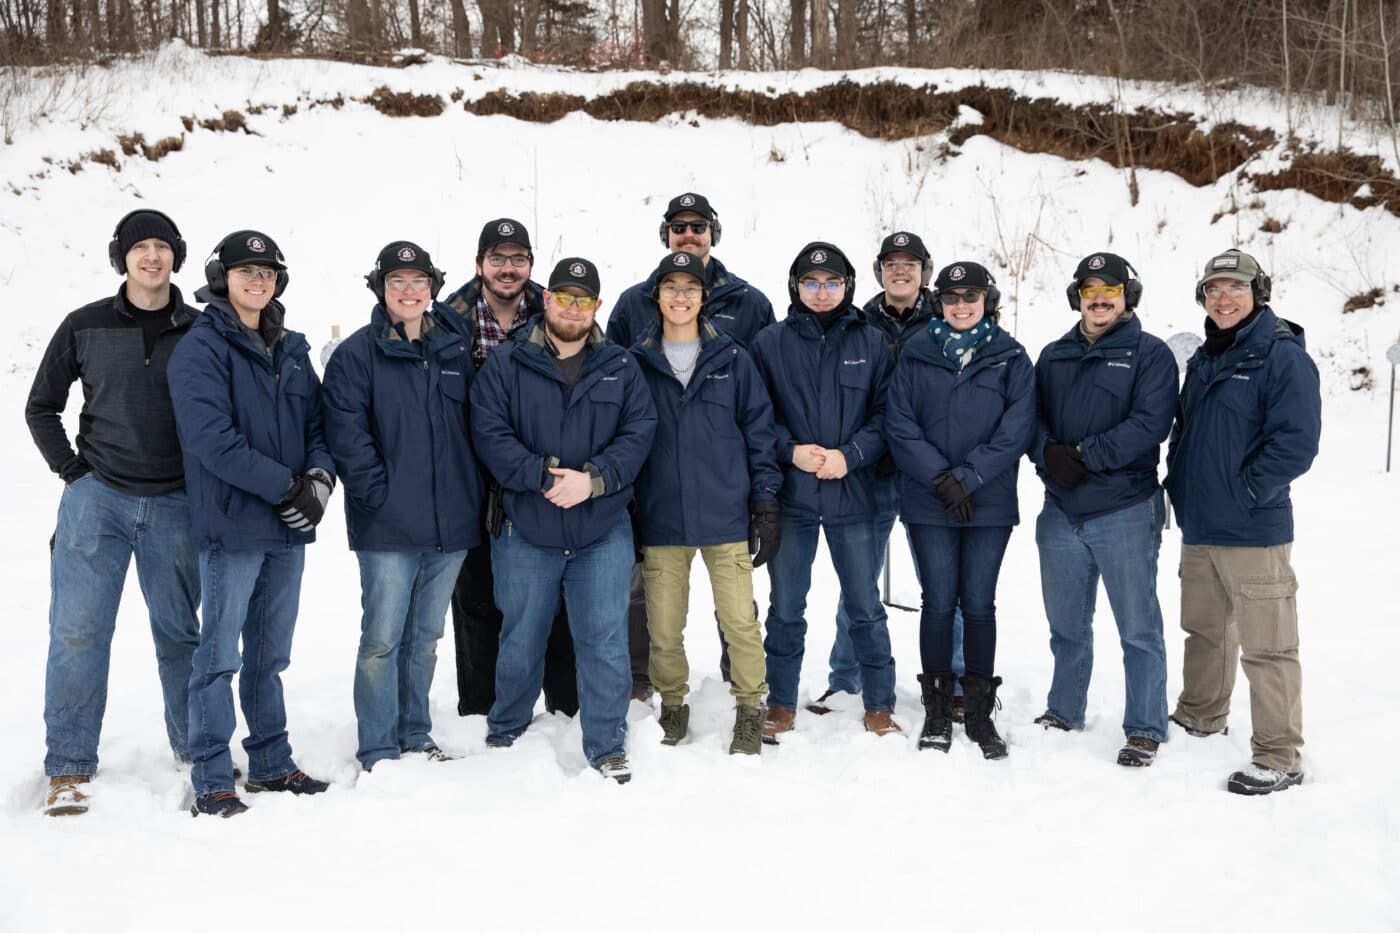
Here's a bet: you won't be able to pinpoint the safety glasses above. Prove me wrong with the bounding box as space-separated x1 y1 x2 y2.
1078 283 1126 301
551 292 598 312
938 290 984 306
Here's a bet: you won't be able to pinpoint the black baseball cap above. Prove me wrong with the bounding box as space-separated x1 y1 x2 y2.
548 257 601 298
791 242 853 280
218 230 286 269
934 261 993 291
664 192 715 221
1073 252 1133 286
877 231 929 263
478 218 532 256
375 240 436 277
653 251 705 285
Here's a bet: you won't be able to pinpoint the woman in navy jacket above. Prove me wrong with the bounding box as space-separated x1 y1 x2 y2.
321 242 486 772
887 261 1034 759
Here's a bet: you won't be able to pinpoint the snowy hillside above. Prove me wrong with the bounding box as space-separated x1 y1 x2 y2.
1 44 1397 933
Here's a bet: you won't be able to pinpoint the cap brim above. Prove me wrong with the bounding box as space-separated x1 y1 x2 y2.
1198 271 1253 286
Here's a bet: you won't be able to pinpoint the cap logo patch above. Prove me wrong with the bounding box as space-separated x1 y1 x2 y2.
570 262 587 277
498 222 514 236
811 250 827 263
1212 255 1240 270
1088 255 1106 270
893 234 909 247
673 254 690 266
679 195 696 207
247 236 267 253
398 247 416 262
949 265 966 281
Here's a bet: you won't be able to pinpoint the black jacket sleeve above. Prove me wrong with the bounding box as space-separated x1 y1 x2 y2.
25 316 88 482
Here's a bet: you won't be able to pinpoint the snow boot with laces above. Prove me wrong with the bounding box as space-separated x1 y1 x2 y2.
917 672 956 753
961 673 1009 760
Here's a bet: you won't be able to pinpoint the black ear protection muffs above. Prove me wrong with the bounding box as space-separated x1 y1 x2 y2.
787 242 857 310
109 209 187 275
1194 250 1272 306
1066 258 1143 311
365 263 446 303
659 208 723 248
204 233 290 299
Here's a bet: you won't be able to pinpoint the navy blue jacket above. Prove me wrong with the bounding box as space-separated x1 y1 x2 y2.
606 256 775 350
168 289 335 550
632 321 782 547
440 276 546 369
750 308 893 523
1165 307 1321 547
321 304 486 553
470 318 658 550
1029 315 1178 524
859 289 938 355
887 323 1035 527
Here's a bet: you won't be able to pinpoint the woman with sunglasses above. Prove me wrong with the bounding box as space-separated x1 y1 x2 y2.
886 261 1035 759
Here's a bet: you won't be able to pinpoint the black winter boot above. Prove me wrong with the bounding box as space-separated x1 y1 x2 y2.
917 672 956 752
961 673 1008 760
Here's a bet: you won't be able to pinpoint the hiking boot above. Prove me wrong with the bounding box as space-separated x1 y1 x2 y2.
190 791 249 818
951 694 966 724
1035 712 1072 732
961 673 1009 760
659 703 690 746
1227 764 1303 796
864 710 903 736
917 672 956 752
762 706 796 745
244 769 329 795
44 775 91 817
597 756 632 784
1170 714 1228 738
805 688 857 715
729 704 763 756
1117 735 1159 767
404 743 457 762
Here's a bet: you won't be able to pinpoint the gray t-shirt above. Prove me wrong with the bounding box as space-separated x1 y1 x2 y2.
663 337 701 389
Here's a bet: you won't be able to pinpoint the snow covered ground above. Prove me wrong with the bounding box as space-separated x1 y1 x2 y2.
1 45 1397 933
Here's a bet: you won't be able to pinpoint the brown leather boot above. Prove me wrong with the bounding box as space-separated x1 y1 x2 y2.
863 711 903 736
762 706 796 745
45 774 92 817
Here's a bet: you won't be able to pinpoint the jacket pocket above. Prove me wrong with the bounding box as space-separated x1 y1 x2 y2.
698 375 741 437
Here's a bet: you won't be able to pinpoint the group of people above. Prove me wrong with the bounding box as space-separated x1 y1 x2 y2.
26 193 1321 820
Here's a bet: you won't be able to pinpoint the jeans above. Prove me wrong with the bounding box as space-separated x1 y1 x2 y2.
764 507 896 712
1036 492 1169 742
44 475 201 777
488 519 632 768
355 549 468 770
825 476 967 694
907 523 1013 677
187 546 305 797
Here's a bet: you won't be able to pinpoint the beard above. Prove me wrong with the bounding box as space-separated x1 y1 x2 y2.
483 272 525 303
545 311 592 344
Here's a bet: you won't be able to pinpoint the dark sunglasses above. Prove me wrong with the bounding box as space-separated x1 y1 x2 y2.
938 290 985 306
667 221 711 235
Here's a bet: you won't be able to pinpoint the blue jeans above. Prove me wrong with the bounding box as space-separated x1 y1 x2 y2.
908 523 1013 677
1036 491 1169 742
764 507 896 712
488 519 632 768
188 546 305 796
44 475 200 777
354 549 468 770
826 475 966 694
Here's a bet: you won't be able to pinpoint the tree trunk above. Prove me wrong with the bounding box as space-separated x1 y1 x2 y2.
810 0 828 67
406 0 421 46
520 0 540 55
448 0 469 54
719 0 733 68
904 0 914 62
788 0 803 65
737 0 749 67
46 0 66 49
836 0 854 67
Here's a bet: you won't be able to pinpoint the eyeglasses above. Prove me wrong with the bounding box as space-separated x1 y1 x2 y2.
938 290 984 306
232 267 277 281
658 284 703 298
1202 282 1251 299
551 292 598 311
486 253 532 268
881 260 920 273
667 221 710 236
1078 284 1125 301
799 279 845 295
386 276 432 292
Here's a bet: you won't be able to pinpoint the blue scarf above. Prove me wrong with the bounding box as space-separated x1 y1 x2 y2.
928 316 997 370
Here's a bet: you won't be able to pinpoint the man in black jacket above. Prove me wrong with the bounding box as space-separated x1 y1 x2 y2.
441 218 579 719
25 209 202 816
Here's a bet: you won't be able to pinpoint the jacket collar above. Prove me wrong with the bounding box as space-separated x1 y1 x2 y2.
115 283 198 329
633 319 735 380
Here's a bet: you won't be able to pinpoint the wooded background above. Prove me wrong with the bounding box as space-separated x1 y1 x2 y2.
3 0 1399 127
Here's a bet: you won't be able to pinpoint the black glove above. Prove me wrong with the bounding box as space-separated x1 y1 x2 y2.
1043 443 1090 488
279 469 333 531
749 500 781 568
873 452 898 479
933 472 975 524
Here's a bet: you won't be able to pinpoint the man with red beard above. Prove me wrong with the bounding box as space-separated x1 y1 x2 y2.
441 219 578 721
470 258 657 782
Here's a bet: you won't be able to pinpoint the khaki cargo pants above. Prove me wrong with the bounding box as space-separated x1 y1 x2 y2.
642 541 768 707
1173 543 1304 772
